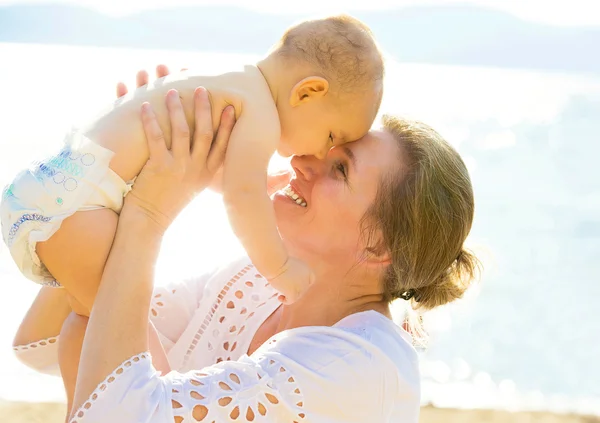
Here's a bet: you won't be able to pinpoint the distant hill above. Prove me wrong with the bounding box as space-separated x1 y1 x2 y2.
0 4 598 74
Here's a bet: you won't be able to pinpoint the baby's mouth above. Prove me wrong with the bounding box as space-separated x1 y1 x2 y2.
282 184 307 207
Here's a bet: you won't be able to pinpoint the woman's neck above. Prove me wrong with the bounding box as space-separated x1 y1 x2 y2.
276 263 391 332
247 260 390 356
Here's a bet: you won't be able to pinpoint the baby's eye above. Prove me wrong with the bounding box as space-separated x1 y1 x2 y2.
329 133 334 144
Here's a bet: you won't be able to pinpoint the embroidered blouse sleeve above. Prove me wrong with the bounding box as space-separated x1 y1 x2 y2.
13 336 60 376
68 328 394 423
12 272 211 373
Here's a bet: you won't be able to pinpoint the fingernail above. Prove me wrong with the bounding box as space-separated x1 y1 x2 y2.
141 102 152 114
167 89 179 99
195 87 207 97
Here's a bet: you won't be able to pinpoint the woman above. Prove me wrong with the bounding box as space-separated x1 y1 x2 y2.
14 68 478 423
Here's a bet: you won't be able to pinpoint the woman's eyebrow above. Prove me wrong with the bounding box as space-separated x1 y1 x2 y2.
342 146 357 170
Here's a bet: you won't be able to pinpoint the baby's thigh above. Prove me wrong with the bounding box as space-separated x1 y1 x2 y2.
36 208 118 312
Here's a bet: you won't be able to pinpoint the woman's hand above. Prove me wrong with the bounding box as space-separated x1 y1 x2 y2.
124 87 235 233
116 64 177 97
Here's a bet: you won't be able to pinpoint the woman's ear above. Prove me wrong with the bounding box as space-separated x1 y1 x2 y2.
289 76 329 107
363 244 392 268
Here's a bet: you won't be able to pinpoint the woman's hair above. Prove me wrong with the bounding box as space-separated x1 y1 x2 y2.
363 115 480 310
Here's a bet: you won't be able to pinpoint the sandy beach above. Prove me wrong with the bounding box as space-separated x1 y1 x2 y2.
1 401 598 423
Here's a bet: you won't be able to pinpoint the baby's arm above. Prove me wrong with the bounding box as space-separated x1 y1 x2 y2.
222 98 312 303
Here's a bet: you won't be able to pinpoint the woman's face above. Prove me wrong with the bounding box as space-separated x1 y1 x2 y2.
273 129 400 268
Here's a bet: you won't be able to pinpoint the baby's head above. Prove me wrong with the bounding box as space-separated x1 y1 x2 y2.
270 15 384 158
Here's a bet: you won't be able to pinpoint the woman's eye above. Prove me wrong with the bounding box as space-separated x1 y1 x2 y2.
336 162 347 178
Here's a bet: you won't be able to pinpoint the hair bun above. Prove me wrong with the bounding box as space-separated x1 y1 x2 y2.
412 248 480 310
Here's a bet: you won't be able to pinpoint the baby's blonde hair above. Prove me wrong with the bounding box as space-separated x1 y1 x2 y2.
274 14 384 100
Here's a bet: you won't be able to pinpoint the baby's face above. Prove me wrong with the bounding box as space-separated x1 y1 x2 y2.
278 93 378 159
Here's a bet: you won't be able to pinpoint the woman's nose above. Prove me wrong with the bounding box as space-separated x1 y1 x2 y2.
291 155 322 181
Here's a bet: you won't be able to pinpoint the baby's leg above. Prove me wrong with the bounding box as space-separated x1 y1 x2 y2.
59 312 87 414
0 130 131 311
36 209 117 313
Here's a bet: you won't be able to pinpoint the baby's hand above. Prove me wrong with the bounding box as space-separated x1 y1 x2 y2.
268 257 315 304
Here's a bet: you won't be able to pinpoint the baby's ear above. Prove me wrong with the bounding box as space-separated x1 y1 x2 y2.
289 76 329 106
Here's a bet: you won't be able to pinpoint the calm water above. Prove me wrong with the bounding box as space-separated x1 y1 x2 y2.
0 42 598 414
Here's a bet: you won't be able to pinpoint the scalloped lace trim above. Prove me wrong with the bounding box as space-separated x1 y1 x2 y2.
69 352 151 423
13 336 59 351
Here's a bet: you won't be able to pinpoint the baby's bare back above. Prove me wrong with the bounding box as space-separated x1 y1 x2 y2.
81 65 270 182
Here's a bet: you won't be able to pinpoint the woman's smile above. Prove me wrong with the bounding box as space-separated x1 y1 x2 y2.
281 184 307 207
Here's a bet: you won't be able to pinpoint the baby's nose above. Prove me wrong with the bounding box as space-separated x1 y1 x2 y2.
314 146 329 160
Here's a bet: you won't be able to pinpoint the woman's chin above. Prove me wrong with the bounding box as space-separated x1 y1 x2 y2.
273 191 308 231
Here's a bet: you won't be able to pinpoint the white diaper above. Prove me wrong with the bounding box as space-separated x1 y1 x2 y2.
0 131 131 286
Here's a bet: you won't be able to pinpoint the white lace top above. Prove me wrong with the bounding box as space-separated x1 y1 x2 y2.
15 256 421 423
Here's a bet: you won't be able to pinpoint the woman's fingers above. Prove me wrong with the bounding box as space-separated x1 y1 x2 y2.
206 106 235 174
190 87 215 163
116 81 128 98
156 64 170 79
166 90 191 159
118 64 173 99
136 69 149 88
141 103 168 161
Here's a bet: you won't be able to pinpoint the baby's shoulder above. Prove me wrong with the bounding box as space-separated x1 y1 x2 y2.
185 64 269 97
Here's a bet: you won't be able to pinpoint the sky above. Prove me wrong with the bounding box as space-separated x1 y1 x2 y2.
1 0 599 26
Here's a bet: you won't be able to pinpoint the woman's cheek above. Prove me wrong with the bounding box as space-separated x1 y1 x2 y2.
318 179 340 198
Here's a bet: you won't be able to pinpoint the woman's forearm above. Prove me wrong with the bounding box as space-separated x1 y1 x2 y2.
70 84 230 418
13 286 71 347
71 205 164 415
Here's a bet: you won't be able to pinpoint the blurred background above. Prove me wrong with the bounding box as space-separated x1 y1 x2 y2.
0 0 599 422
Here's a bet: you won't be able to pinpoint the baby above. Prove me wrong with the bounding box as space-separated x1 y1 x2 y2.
1 15 383 311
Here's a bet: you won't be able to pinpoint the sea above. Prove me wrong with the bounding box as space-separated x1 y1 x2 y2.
0 42 598 415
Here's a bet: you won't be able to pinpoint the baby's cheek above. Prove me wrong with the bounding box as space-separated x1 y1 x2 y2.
282 137 306 156
297 140 323 157
276 143 294 158
295 125 325 156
